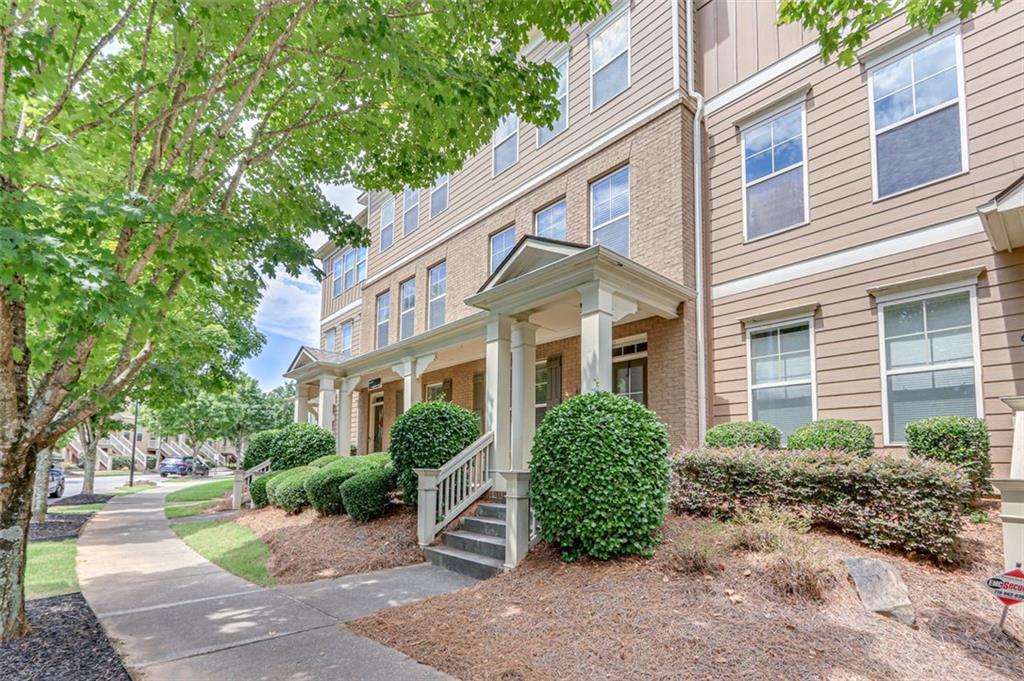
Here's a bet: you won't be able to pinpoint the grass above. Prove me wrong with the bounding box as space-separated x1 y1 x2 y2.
165 479 233 502
48 503 107 514
165 499 221 519
26 539 79 599
172 520 274 586
111 481 157 496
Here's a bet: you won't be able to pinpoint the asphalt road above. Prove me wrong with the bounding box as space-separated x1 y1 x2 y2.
62 473 163 497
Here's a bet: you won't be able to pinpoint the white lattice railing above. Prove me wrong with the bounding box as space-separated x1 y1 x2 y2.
414 431 494 546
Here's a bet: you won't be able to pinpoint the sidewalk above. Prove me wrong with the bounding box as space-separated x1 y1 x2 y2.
77 484 475 680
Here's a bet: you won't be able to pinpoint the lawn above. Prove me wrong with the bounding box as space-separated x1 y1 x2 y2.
165 499 220 519
48 503 107 514
111 481 157 495
26 539 79 600
172 520 273 586
166 479 233 502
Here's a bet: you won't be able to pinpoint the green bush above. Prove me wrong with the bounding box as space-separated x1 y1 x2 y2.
906 416 991 499
145 455 157 470
704 421 781 449
269 423 335 471
266 466 306 506
110 455 132 470
304 454 391 515
530 391 670 561
269 466 317 514
389 400 480 504
249 471 280 508
308 454 341 468
341 466 394 522
671 448 973 562
787 419 875 456
242 429 280 469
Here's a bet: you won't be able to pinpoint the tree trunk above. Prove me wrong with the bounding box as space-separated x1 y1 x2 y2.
0 442 39 642
77 422 98 496
31 449 49 523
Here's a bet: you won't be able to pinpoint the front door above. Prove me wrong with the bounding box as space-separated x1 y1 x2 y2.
371 393 385 453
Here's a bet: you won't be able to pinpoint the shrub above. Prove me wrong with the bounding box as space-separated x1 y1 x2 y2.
704 421 781 449
341 466 394 522
269 423 335 471
906 416 991 499
249 471 280 508
145 455 157 470
242 429 280 469
304 455 391 515
531 391 670 561
787 419 874 456
389 400 480 504
269 466 317 513
308 454 341 468
671 448 973 562
110 455 132 470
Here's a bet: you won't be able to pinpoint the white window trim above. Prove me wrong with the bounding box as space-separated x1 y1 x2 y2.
331 257 343 299
490 225 516 273
429 176 449 218
590 166 630 256
745 314 818 428
399 278 416 341
403 188 420 235
613 333 648 362
339 320 353 357
379 197 395 252
492 116 519 177
534 198 567 239
740 100 810 243
376 292 390 349
876 280 983 445
427 262 446 330
867 26 969 203
324 328 336 352
537 52 570 148
589 4 631 112
425 382 445 400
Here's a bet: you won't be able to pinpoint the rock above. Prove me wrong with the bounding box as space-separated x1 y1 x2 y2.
844 557 916 626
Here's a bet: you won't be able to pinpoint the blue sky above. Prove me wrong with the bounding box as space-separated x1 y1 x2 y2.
244 184 362 391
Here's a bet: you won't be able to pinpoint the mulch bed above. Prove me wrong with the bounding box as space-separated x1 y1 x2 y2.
235 505 422 584
0 594 130 681
351 508 1024 681
51 494 113 507
29 513 93 542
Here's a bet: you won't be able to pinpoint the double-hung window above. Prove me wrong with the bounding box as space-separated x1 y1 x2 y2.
403 187 419 236
375 291 391 349
339 320 353 358
538 56 569 146
613 338 647 406
399 278 416 341
868 30 967 199
428 262 446 330
323 328 336 352
341 246 367 290
430 175 448 218
742 103 808 240
590 7 629 110
490 226 516 273
492 115 519 176
380 198 395 251
879 286 980 443
535 200 566 240
747 319 815 441
332 257 343 298
590 166 629 256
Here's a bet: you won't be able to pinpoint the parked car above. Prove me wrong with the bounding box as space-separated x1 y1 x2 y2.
190 458 210 477
158 457 192 477
48 465 65 498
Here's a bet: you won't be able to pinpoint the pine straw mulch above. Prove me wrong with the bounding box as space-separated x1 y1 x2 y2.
349 506 1024 681
234 504 422 584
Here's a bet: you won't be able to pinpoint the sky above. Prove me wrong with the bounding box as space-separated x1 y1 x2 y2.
244 183 363 391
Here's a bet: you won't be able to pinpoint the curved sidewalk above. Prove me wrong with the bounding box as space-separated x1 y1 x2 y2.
77 483 474 680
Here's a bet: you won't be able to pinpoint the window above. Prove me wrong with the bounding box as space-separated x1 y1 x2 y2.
332 257 343 298
403 187 419 236
380 197 395 251
399 278 415 340
538 56 569 146
869 31 966 199
341 246 368 291
339 320 353 357
590 8 629 110
535 200 566 240
430 175 448 218
324 328 336 352
879 287 980 443
535 357 561 424
375 291 390 349
426 383 445 401
428 262 446 330
612 338 647 405
747 319 814 442
590 166 629 256
490 226 516 273
742 104 808 240
492 115 519 176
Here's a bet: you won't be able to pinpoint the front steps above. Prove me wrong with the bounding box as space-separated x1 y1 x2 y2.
423 501 506 579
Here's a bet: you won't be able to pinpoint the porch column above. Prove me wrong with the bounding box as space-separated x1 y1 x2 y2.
578 281 615 393
510 321 538 470
392 353 436 412
336 376 361 456
294 388 309 423
486 314 512 483
317 375 335 431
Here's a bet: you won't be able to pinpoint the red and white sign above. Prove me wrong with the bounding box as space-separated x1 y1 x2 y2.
983 568 1024 607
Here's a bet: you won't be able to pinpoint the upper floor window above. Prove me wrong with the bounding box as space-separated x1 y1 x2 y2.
747 319 815 442
332 257 343 298
590 166 629 256
590 8 629 110
324 328 336 352
430 175 449 218
428 262 446 330
490 226 516 273
341 246 368 291
380 197 395 251
403 187 419 236
742 104 808 240
375 291 391 349
492 115 519 176
538 56 569 146
399 278 416 340
339 320 353 357
869 31 966 199
535 199 567 240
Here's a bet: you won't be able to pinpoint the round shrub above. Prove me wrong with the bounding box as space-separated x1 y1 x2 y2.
242 429 280 469
341 466 394 522
704 421 782 449
530 391 670 561
249 470 280 508
308 454 341 468
906 416 991 499
270 423 334 471
270 466 317 513
110 455 132 470
389 400 480 504
304 455 390 515
266 466 306 506
787 419 874 457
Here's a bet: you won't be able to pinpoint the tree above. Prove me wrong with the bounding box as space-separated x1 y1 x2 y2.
148 390 230 462
778 0 1004 65
217 375 281 466
74 407 130 496
265 382 297 431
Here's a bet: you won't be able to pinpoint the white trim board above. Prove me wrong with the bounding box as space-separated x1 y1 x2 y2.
704 42 820 116
711 214 984 300
321 299 362 326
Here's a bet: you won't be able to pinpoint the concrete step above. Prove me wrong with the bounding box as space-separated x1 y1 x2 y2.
475 503 506 520
443 529 505 560
422 546 504 580
460 515 506 538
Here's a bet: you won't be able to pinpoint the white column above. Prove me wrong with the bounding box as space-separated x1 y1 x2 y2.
294 388 309 423
317 375 336 431
485 315 512 484
1004 397 1024 478
510 321 538 471
578 281 615 393
392 353 435 412
336 376 361 456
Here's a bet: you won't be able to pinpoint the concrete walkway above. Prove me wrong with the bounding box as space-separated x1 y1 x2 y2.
77 484 475 680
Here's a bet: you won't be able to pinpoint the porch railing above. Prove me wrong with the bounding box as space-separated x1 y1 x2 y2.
235 458 272 509
415 431 494 546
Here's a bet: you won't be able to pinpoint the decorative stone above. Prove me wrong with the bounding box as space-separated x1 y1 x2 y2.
844 557 916 626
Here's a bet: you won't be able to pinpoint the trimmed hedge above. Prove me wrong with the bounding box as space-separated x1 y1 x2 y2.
671 448 973 562
249 470 280 508
270 423 335 471
531 391 670 561
341 466 394 522
242 429 280 469
110 455 132 470
704 421 781 449
389 400 480 504
304 454 391 515
787 419 874 457
906 416 991 499
308 454 341 468
270 466 317 514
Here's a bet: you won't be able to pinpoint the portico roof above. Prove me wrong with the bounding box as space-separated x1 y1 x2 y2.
979 173 1024 252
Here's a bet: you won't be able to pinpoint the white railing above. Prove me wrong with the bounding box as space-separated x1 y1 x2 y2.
159 438 190 459
236 458 273 509
199 442 226 467
104 431 147 469
414 432 494 546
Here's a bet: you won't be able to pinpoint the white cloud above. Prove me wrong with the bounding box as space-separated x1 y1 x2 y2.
255 270 321 345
